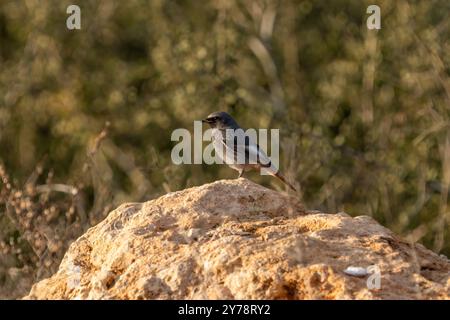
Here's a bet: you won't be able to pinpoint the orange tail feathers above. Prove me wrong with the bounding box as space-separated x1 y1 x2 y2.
273 171 297 192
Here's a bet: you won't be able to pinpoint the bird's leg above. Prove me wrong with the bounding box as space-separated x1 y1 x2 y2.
238 169 244 178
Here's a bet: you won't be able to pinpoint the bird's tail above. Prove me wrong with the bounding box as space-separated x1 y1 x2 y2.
272 171 297 192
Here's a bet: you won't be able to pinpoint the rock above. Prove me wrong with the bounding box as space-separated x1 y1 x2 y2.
24 179 450 299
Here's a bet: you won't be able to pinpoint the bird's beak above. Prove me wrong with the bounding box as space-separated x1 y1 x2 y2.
202 118 212 123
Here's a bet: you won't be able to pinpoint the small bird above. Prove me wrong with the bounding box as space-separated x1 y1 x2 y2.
202 111 297 191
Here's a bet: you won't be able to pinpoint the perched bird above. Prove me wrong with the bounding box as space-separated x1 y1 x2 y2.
202 111 296 191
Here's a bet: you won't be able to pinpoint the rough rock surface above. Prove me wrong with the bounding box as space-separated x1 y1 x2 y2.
25 179 450 299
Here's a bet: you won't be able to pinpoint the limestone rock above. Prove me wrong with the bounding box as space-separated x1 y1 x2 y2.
25 179 450 299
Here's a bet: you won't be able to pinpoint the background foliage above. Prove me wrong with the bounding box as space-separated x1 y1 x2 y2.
0 0 449 298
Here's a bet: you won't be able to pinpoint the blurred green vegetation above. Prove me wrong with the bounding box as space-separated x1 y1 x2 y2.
0 0 449 298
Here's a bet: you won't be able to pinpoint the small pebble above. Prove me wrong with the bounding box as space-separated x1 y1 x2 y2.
344 266 368 277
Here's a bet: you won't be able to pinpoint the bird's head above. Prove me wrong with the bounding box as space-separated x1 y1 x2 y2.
202 111 239 129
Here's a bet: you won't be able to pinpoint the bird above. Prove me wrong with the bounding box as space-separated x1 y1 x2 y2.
202 111 297 191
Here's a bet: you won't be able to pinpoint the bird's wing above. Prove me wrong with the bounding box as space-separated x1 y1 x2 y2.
222 133 272 167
